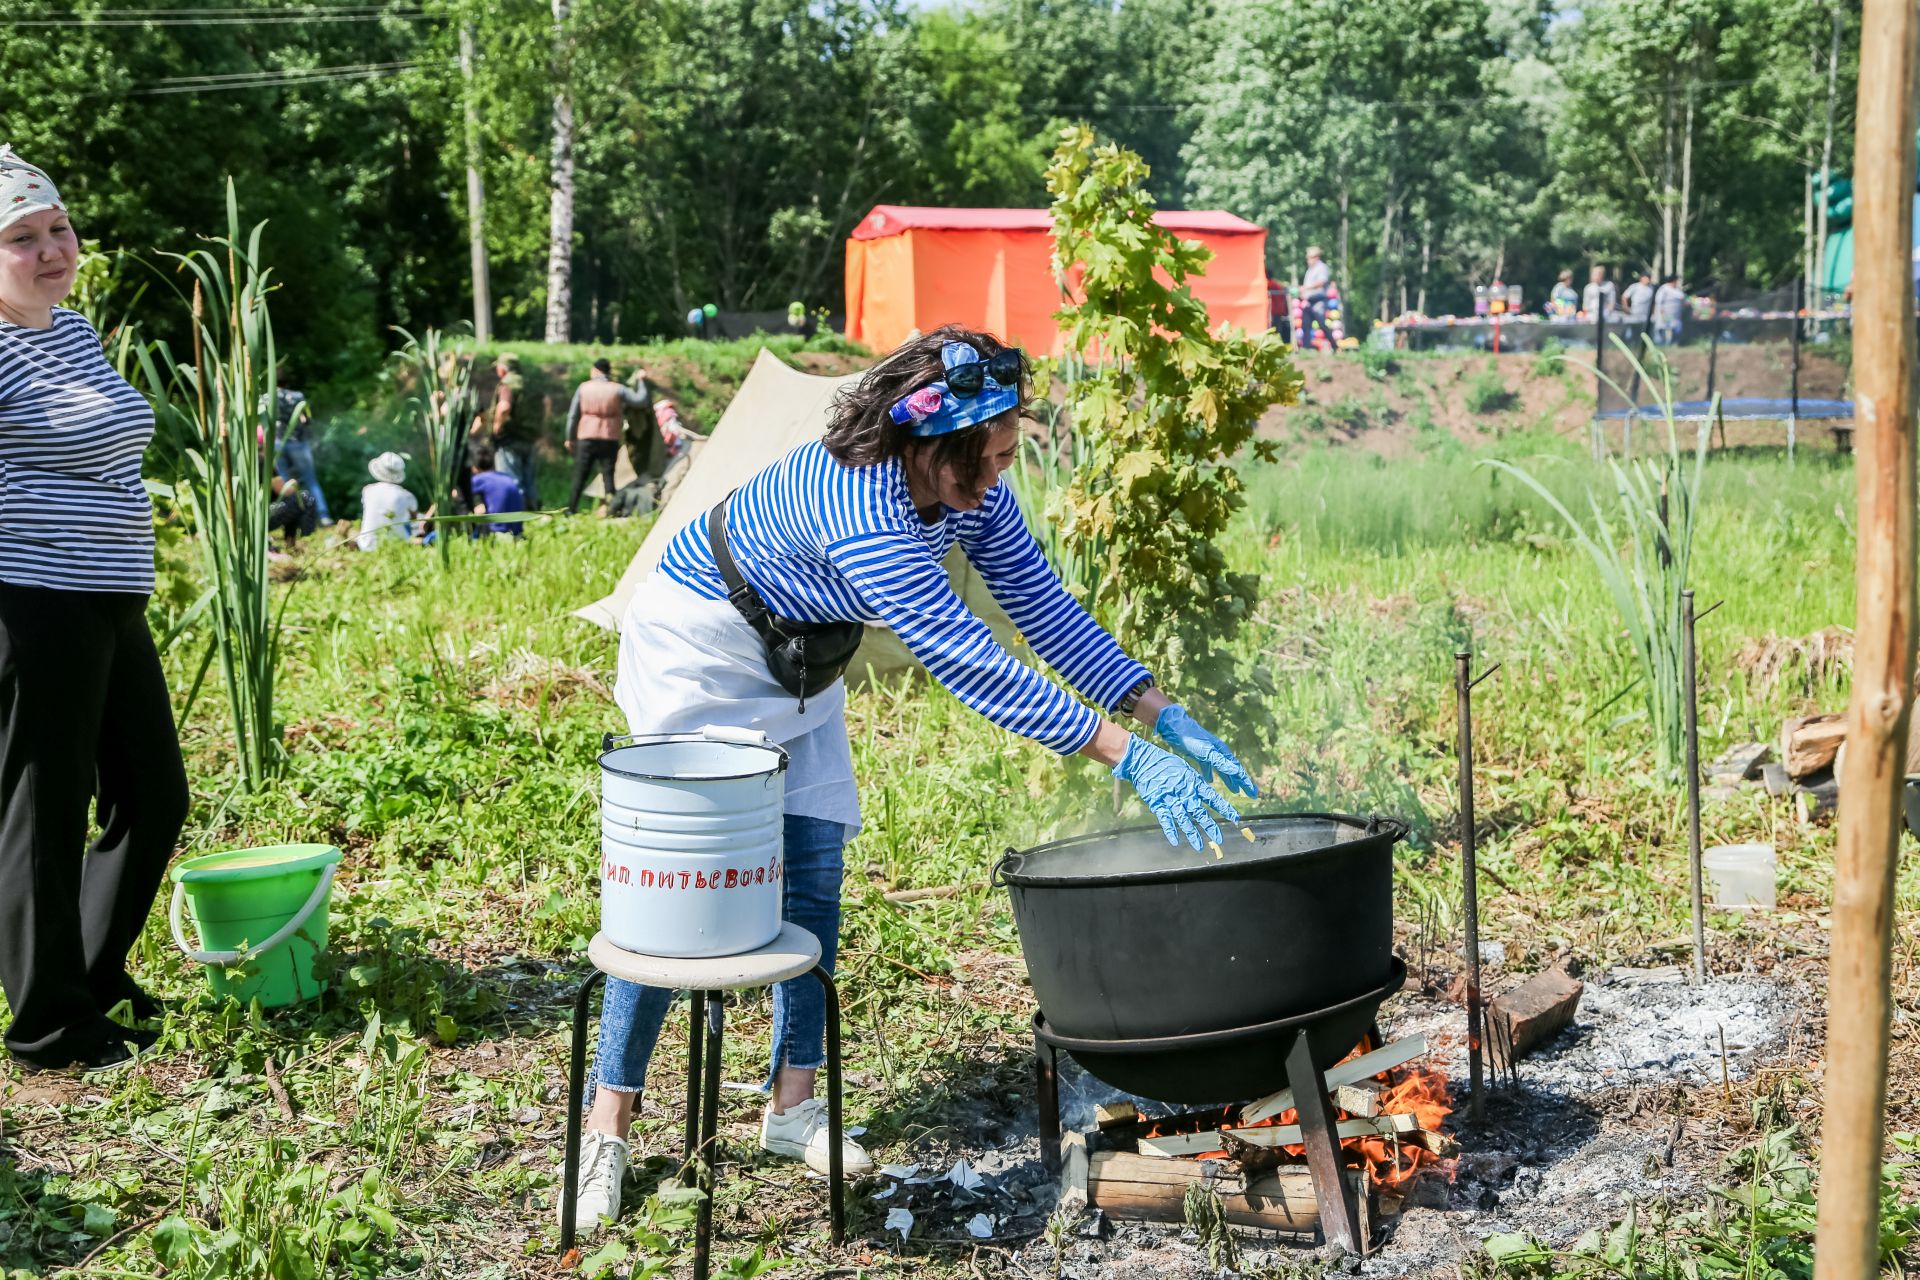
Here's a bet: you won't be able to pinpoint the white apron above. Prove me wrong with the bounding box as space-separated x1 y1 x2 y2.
614 571 862 832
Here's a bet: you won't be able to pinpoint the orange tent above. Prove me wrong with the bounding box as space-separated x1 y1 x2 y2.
843 205 1270 356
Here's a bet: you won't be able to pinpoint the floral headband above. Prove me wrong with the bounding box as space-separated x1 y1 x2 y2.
0 145 65 235
887 341 1024 438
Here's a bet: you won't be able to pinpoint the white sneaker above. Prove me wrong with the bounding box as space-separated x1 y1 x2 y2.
556 1129 630 1237
760 1097 873 1176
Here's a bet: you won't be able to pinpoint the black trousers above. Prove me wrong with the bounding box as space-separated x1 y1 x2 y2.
0 586 189 1063
567 438 620 514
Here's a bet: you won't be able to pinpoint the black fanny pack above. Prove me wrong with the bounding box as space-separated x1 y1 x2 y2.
709 496 865 711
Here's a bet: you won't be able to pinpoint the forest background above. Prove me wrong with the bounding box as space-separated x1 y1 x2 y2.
0 0 1859 390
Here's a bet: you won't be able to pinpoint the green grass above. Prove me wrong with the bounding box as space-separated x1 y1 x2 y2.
1 431 1910 1278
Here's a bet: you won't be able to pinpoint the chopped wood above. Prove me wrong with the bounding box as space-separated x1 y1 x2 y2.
1486 967 1584 1073
1241 1034 1430 1125
1404 1129 1458 1156
1331 1080 1383 1118
1796 769 1840 824
1094 1102 1139 1131
1059 1131 1089 1212
1783 713 1846 779
1138 1117 1397 1159
1762 762 1794 797
1087 1150 1367 1232
1706 741 1773 782
1373 1112 1421 1135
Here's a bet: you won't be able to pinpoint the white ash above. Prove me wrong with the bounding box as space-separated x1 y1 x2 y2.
1389 966 1799 1091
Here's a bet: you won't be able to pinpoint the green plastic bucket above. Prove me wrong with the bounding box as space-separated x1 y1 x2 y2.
169 844 342 1008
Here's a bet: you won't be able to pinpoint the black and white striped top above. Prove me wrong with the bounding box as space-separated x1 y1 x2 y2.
0 308 156 593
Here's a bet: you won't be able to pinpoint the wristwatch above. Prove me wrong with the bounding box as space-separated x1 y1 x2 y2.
1115 675 1157 719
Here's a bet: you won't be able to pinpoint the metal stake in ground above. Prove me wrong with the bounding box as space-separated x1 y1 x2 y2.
1682 591 1717 986
1456 649 1499 1118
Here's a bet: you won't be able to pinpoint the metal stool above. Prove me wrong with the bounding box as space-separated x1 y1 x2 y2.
560 923 847 1278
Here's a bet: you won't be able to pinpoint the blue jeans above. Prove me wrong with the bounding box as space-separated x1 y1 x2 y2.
274 438 331 523
592 813 846 1096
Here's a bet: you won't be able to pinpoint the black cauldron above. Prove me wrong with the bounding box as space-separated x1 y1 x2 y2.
1033 960 1407 1102
994 813 1407 1044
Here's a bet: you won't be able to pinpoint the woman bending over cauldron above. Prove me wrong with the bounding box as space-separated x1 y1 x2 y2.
0 145 188 1073
570 326 1254 1233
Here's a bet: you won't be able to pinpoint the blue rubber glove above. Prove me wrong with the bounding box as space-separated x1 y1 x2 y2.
1114 734 1242 851
1156 704 1260 798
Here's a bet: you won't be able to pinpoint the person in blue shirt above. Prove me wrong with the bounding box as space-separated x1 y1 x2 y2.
466 441 525 538
561 326 1259 1236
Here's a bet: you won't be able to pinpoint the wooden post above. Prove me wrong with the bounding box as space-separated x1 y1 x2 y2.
458 20 492 345
1456 651 1485 1118
1812 5 1918 1279
1683 590 1707 984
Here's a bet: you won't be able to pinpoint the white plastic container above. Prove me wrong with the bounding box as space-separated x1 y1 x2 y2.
1702 843 1777 909
598 726 788 958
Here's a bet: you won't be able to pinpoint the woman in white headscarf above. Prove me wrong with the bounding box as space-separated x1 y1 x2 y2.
0 145 188 1073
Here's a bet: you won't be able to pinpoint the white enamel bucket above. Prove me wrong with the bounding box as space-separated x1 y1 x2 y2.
598 726 789 958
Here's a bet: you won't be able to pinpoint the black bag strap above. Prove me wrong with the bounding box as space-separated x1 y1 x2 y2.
708 494 775 637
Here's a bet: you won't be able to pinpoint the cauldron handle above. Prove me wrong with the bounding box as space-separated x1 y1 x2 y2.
990 849 1019 888
1369 815 1411 842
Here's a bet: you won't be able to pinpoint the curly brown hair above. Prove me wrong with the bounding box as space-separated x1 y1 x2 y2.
822 325 1027 492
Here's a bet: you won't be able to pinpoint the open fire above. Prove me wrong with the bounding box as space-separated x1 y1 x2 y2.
1135 1056 1455 1190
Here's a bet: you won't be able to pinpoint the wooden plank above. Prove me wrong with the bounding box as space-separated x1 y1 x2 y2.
1088 1150 1363 1232
1486 967 1584 1072
1331 1080 1383 1118
1242 1034 1429 1125
1137 1117 1393 1159
1094 1102 1138 1131
1784 713 1846 779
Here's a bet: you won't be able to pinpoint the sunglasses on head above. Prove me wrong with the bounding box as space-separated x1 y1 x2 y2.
945 347 1025 398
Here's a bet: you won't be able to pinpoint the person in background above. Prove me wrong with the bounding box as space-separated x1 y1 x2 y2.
468 440 526 539
1298 246 1334 351
1621 271 1654 346
354 451 418 550
478 351 541 509
267 475 318 546
1582 265 1617 320
1548 270 1579 318
0 144 188 1074
1653 276 1687 346
565 357 647 515
270 367 331 526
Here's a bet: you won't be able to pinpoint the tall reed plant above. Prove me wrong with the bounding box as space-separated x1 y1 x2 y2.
135 185 286 792
1482 340 1711 782
1012 354 1104 607
391 326 474 570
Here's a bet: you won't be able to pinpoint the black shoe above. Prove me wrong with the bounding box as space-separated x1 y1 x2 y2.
14 1035 143 1077
100 977 165 1026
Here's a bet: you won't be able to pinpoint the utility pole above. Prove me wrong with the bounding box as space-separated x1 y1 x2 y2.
1812 2 1916 1277
1814 3 1844 309
543 0 575 344
459 19 492 345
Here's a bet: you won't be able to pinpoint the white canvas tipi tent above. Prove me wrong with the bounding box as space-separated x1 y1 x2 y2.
575 348 1025 679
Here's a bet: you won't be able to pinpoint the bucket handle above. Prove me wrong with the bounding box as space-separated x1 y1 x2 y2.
601 725 772 752
169 864 337 966
990 848 1019 888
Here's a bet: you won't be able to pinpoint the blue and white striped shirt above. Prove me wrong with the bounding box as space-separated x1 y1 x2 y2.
0 308 155 593
657 439 1150 755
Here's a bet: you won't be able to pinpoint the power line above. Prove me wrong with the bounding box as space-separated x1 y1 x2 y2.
6 5 431 26
119 56 437 94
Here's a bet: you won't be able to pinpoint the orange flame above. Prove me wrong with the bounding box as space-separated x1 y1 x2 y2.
1135 1060 1457 1192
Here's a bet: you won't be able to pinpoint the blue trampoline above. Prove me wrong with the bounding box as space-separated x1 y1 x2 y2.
1593 396 1855 421
1591 396 1855 459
